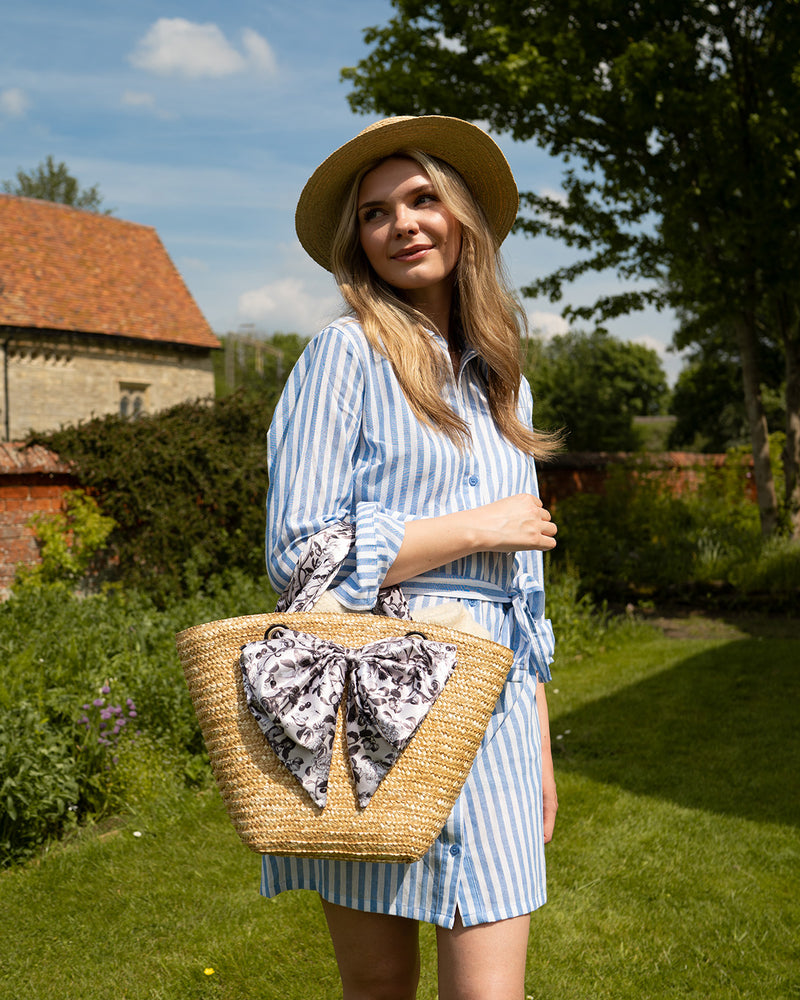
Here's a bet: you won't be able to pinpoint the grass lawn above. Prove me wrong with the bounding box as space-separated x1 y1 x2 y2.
1 616 797 999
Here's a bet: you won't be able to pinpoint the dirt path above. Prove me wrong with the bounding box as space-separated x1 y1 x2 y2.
650 609 799 641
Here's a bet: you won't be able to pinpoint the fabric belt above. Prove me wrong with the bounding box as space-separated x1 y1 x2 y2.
402 574 553 682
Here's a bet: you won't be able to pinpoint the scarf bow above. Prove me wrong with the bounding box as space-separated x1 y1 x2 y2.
240 626 456 808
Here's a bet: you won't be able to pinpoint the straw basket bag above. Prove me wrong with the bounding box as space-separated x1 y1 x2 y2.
175 525 514 863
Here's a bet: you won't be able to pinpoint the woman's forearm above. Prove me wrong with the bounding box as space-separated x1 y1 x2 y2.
536 683 558 843
381 492 557 588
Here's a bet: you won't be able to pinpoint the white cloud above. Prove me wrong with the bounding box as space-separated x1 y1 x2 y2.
631 334 670 357
120 89 176 120
0 87 30 117
240 28 278 76
526 310 569 340
129 19 277 79
539 185 568 206
122 90 156 108
434 31 465 53
238 276 340 335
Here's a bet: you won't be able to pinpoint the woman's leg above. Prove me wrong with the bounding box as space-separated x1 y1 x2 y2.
435 910 531 1000
320 898 421 1000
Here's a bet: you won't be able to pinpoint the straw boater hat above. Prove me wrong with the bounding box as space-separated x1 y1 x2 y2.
295 115 519 272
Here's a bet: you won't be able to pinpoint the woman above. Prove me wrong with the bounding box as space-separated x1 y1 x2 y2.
265 116 559 1000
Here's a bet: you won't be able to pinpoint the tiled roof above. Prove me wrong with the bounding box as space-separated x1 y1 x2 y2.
0 442 70 474
0 194 220 349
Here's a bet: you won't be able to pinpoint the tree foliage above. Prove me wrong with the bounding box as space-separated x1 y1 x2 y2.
669 336 785 453
27 393 275 605
343 0 800 534
526 329 668 452
2 155 111 213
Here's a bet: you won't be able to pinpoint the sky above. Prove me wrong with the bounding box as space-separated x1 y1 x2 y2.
0 0 684 381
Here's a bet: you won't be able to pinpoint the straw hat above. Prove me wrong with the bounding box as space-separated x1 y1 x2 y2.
295 115 519 271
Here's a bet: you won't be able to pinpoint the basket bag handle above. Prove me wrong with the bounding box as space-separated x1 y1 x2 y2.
240 522 457 809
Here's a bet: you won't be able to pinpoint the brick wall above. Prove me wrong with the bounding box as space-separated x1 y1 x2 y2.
0 443 76 596
537 450 755 510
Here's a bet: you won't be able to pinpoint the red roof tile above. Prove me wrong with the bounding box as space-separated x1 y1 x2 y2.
0 194 220 349
0 442 70 474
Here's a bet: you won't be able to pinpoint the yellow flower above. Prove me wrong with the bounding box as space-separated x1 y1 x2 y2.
204 968 215 976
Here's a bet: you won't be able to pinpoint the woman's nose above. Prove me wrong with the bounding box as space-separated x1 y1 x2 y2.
393 206 419 236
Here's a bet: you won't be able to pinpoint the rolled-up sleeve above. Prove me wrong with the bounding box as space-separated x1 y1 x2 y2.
266 324 407 607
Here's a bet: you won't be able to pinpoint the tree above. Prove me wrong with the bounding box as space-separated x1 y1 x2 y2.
2 155 112 213
525 329 668 452
669 331 785 453
343 1 800 536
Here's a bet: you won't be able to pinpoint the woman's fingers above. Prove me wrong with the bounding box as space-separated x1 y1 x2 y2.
476 494 558 552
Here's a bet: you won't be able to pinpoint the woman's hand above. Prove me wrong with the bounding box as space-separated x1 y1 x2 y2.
381 494 557 588
469 493 557 554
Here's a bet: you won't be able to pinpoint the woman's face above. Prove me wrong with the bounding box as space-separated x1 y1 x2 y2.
357 157 462 306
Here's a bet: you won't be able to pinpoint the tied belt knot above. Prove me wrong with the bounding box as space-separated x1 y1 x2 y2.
240 626 456 808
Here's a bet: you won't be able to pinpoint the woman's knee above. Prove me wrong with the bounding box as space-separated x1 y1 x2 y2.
338 956 420 1000
321 898 420 1000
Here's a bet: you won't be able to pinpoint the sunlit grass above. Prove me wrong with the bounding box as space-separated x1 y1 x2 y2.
1 624 797 999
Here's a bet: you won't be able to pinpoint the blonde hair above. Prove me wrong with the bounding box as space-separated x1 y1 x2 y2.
330 150 559 459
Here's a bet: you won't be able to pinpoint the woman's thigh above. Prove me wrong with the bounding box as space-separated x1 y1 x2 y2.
320 897 421 1000
435 910 531 1000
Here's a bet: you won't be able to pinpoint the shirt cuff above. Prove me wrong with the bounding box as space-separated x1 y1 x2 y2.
333 502 407 610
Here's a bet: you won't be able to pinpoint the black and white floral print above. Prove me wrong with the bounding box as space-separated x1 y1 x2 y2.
276 522 410 619
240 628 456 807
240 522 454 807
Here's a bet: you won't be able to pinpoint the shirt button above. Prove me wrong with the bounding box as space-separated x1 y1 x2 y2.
449 844 461 856
468 475 478 486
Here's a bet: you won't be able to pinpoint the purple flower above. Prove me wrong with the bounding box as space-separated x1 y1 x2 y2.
93 698 104 708
78 716 90 727
128 711 137 718
126 698 136 710
111 705 123 716
101 684 111 694
112 756 119 765
117 717 127 727
82 703 92 711
99 721 107 731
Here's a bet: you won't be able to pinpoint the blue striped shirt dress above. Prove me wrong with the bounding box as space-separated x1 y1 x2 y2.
262 317 555 928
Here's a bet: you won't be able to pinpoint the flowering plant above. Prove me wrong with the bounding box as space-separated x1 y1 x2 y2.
77 684 139 766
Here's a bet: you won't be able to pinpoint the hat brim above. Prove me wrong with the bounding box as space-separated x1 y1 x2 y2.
295 115 519 272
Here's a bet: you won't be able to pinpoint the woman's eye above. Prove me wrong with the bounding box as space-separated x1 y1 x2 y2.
361 207 382 223
416 193 437 206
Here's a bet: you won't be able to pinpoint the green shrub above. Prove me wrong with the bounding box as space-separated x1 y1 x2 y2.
27 392 275 605
0 702 81 867
0 569 279 866
544 562 642 662
15 490 116 589
554 443 799 608
555 465 697 599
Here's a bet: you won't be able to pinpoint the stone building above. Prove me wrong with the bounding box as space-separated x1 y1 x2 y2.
0 194 220 440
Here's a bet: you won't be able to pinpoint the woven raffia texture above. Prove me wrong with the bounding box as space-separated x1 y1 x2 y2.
176 612 514 862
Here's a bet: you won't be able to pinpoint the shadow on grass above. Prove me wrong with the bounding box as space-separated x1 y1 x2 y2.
552 637 800 827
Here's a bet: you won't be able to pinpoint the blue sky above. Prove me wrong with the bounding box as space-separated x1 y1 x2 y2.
0 0 682 380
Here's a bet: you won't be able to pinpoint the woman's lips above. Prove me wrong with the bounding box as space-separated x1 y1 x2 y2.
393 245 433 261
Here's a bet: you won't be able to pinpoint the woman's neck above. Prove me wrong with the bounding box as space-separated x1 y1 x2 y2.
405 280 454 341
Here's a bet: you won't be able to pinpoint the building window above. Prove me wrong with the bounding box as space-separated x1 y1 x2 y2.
119 383 148 418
